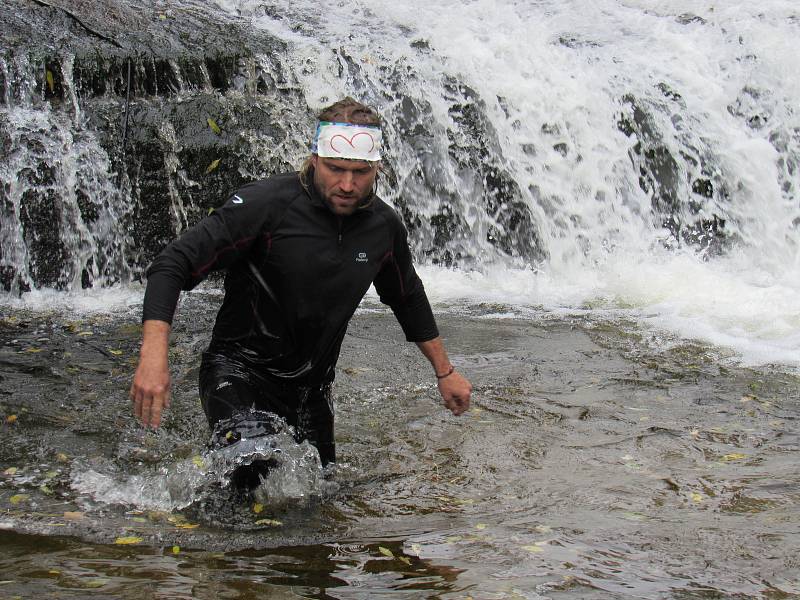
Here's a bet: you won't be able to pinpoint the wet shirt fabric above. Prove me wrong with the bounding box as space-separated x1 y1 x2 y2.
143 171 439 386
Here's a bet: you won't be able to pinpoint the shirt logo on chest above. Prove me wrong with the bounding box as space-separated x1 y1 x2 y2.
356 252 368 263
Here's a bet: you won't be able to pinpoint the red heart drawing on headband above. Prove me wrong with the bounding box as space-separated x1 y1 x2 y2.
329 132 376 154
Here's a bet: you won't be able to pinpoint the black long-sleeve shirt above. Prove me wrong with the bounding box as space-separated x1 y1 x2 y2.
143 172 438 385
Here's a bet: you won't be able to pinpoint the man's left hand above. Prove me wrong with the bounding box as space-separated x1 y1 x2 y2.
438 370 472 415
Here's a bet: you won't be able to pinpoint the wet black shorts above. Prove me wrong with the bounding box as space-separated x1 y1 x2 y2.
199 344 335 466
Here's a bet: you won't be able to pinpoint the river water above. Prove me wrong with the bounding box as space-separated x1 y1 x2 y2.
1 0 799 598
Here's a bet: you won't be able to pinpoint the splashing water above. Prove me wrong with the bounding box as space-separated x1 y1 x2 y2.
70 416 327 513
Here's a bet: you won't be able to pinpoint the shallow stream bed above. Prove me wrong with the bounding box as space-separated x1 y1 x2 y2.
0 294 798 599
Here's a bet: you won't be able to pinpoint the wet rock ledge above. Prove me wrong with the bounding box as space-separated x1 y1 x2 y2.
1 0 313 290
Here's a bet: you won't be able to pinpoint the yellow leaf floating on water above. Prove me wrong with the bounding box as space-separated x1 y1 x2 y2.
3 467 17 476
691 492 704 503
722 453 746 461
5 415 17 424
77 331 93 337
172 545 180 554
252 503 264 514
255 518 282 526
108 349 123 356
398 556 412 566
176 522 199 530
475 523 487 530
10 494 29 504
64 512 84 520
191 455 205 469
114 536 143 545
205 159 221 174
378 546 394 558
23 347 42 353
207 118 222 135
46 70 55 93
56 453 69 463
521 545 544 553
84 578 110 588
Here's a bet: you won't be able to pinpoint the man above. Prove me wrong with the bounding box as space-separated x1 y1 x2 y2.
130 97 472 470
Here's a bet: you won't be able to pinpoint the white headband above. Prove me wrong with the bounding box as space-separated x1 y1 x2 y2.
312 121 382 162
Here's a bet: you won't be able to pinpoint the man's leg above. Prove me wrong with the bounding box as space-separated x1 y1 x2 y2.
200 348 335 467
296 383 336 467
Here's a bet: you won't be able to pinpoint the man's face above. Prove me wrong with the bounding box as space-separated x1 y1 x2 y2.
311 156 379 216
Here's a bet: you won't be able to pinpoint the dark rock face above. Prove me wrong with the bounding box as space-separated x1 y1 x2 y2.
617 91 728 253
0 0 315 291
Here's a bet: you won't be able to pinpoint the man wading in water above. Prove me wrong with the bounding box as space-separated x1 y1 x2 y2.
130 98 472 484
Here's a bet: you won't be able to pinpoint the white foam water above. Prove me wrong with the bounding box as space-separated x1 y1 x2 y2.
227 0 799 370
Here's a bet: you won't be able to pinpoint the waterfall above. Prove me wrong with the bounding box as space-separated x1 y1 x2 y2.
1 0 798 366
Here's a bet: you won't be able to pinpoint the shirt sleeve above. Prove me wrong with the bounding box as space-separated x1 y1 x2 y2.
142 184 273 324
373 218 439 342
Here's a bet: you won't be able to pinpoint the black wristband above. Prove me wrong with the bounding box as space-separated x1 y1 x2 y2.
436 365 455 379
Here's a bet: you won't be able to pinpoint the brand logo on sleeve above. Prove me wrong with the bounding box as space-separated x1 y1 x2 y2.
356 252 368 263
232 195 244 204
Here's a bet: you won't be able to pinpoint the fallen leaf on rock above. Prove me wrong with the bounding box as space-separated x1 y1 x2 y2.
207 118 222 135
205 159 221 174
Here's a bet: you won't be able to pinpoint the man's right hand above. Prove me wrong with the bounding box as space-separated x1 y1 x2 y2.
129 320 172 428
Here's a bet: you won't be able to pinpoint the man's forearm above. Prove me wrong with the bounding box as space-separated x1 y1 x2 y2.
130 319 172 428
141 319 171 355
415 336 452 376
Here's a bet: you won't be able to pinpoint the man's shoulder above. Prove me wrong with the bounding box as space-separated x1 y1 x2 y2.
231 172 304 204
369 195 405 230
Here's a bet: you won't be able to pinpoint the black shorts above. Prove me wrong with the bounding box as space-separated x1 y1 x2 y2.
199 344 335 466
